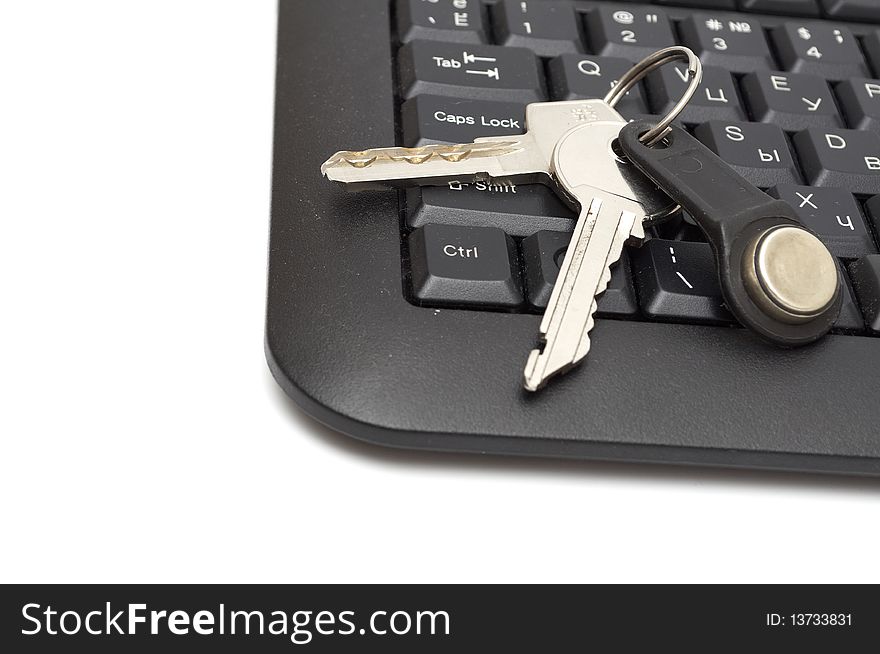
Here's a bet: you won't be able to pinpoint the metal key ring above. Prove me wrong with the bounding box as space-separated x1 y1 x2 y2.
604 46 703 147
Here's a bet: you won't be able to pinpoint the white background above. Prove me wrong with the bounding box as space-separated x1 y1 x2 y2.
1 1 879 584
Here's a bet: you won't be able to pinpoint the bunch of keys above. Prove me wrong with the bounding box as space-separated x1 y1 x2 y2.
321 47 842 392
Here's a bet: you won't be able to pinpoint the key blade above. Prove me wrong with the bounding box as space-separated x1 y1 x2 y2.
321 140 545 189
523 196 641 392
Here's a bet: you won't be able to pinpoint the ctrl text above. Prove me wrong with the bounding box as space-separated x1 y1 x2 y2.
443 244 479 259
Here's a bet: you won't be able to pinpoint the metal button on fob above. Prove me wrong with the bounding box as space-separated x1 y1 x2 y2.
743 226 839 324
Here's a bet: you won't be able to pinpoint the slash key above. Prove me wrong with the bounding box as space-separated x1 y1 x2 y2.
632 240 733 324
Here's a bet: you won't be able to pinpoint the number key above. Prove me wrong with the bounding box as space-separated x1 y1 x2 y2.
678 14 775 74
397 0 487 44
655 0 735 8
493 0 583 57
585 7 675 63
771 22 869 80
821 1 880 22
739 0 820 16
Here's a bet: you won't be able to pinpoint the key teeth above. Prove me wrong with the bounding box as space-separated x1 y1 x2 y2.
523 349 544 393
320 142 524 174
575 305 598 363
523 347 583 392
524 255 621 391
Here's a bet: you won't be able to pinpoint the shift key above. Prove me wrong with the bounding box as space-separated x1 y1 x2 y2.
398 40 545 103
406 180 576 238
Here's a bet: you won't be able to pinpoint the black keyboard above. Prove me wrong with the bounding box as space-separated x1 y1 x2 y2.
396 0 880 331
267 0 880 476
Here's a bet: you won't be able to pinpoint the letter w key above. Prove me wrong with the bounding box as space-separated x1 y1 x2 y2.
321 99 677 390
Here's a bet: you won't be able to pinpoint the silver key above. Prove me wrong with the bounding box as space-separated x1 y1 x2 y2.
321 101 676 390
521 46 703 389
321 98 627 198
321 49 702 390
323 109 686 394
522 120 673 391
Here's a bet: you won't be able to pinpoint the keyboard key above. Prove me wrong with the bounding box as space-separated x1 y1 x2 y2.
835 79 880 132
584 7 676 63
739 0 820 17
632 240 733 324
655 0 735 8
653 212 706 242
848 255 880 332
625 114 691 131
741 71 842 130
768 185 877 258
771 22 869 79
405 181 576 238
694 121 802 188
646 64 745 123
792 128 880 194
408 224 523 308
820 1 880 21
522 231 638 315
679 15 775 74
400 95 526 146
547 55 646 114
834 278 867 333
493 0 582 57
862 32 880 79
398 40 545 103
397 0 487 44
864 193 880 234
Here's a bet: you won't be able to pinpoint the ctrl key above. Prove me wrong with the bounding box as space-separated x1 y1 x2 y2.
407 224 523 308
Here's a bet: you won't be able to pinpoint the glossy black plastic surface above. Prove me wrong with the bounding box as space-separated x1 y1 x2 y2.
266 0 880 475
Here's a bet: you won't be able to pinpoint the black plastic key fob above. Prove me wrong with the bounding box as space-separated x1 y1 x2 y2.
619 121 843 347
